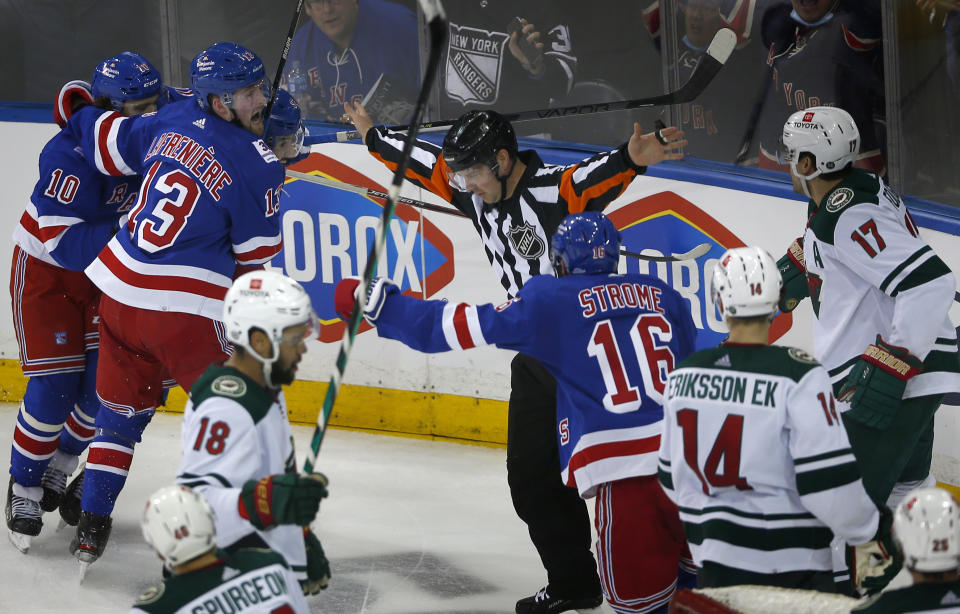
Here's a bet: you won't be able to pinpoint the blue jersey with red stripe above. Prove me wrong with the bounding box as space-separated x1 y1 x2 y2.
375 272 697 497
65 103 285 320
14 129 140 271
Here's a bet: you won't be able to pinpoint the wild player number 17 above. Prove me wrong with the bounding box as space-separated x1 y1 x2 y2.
587 313 675 413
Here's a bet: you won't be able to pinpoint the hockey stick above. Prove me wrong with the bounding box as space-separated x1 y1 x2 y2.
621 243 711 262
286 170 711 262
303 0 448 473
305 27 737 145
263 0 305 134
285 169 468 217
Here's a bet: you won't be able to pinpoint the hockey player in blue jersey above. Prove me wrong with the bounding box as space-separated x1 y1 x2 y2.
263 88 309 165
60 42 285 575
335 212 697 613
5 52 173 555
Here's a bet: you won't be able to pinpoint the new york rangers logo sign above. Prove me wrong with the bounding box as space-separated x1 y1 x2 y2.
508 222 546 259
446 24 510 105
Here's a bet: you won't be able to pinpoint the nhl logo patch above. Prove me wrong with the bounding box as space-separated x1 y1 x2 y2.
212 375 247 398
445 24 510 105
508 223 546 260
825 187 854 212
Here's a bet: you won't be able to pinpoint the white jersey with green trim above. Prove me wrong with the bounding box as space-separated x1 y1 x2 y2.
801 169 960 396
176 365 307 581
658 344 879 575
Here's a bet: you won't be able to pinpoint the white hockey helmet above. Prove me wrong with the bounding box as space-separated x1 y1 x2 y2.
222 271 316 387
710 246 782 318
779 106 859 188
893 487 960 573
141 485 216 568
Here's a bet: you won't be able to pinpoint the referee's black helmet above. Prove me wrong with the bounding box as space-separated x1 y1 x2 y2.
442 110 518 172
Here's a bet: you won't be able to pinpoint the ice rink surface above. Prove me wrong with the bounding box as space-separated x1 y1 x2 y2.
0 404 588 614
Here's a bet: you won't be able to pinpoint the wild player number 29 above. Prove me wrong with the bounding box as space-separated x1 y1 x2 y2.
587 314 675 413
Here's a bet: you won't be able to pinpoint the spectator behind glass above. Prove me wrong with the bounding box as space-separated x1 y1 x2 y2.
750 0 885 174
639 0 770 163
436 1 578 129
287 0 420 123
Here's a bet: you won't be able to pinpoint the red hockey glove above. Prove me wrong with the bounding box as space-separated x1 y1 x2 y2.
237 472 328 530
54 80 94 128
777 237 808 312
334 276 399 325
838 336 923 430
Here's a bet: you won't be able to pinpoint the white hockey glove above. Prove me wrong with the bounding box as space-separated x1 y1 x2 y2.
846 506 902 595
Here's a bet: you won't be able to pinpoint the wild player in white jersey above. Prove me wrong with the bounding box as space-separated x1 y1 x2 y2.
776 106 960 510
659 247 899 593
132 484 309 614
176 271 330 595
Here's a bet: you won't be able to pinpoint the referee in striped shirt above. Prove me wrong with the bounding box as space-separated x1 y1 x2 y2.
343 100 686 614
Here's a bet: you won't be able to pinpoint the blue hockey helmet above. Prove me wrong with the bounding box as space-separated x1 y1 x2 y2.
264 88 305 152
91 52 164 111
190 42 269 111
550 212 621 276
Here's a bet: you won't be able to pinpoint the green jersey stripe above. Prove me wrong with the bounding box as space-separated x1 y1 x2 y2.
682 518 833 550
891 257 953 297
658 467 674 491
177 472 233 488
794 448 854 466
879 246 931 293
679 505 816 521
796 461 861 495
828 356 860 378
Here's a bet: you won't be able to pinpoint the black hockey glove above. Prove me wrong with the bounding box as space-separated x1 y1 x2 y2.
238 472 328 530
301 527 331 595
838 336 923 430
777 238 808 312
846 506 902 595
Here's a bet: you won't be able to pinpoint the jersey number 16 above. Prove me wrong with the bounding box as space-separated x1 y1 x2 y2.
587 313 675 413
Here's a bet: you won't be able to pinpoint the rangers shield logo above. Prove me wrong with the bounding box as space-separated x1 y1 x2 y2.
508 223 546 260
445 24 510 105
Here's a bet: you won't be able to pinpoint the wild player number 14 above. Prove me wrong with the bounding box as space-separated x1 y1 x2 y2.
587 314 675 413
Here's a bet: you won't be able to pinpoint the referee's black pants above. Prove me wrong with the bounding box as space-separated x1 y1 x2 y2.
507 353 602 598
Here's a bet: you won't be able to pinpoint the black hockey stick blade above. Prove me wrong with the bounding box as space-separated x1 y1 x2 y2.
620 243 711 262
304 0 447 473
306 27 736 144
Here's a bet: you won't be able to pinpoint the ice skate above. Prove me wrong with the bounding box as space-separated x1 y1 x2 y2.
70 510 111 582
40 451 80 513
5 477 42 554
39 466 68 513
58 468 84 530
515 587 604 614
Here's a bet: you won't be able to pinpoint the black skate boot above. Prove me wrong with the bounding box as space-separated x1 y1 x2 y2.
40 451 80 513
58 469 84 527
39 466 68 513
515 587 604 614
6 477 43 554
70 510 112 563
